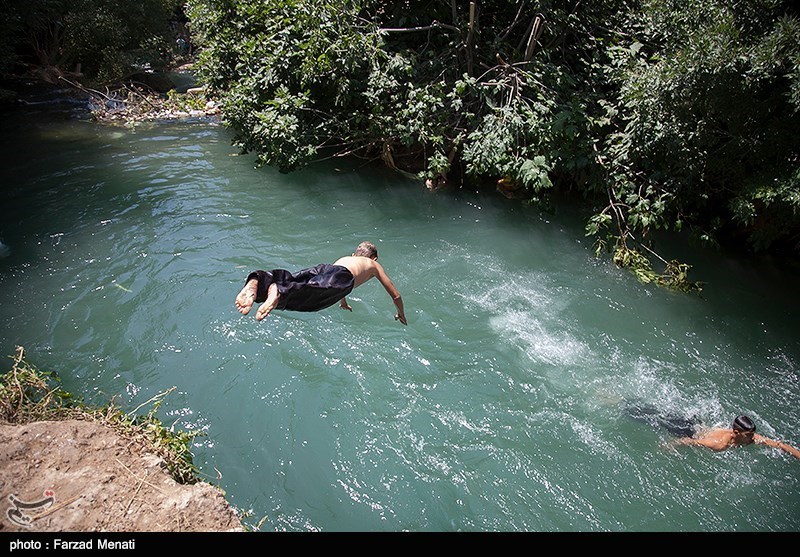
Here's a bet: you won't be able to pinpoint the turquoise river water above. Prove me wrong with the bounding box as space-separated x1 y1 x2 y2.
0 100 798 532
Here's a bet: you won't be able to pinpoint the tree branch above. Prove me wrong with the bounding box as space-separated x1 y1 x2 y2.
379 21 460 34
465 2 477 76
524 14 545 62
499 1 528 43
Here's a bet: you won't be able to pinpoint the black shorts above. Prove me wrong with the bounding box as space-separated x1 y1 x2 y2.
246 264 355 312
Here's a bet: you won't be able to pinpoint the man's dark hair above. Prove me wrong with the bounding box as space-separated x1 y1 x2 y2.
732 415 756 433
354 241 378 259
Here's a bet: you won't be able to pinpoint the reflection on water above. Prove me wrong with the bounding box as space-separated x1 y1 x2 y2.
0 105 799 531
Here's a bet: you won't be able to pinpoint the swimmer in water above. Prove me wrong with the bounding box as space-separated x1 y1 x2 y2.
674 415 800 459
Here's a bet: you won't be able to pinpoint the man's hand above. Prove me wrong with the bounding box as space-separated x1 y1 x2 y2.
395 313 407 326
339 299 352 312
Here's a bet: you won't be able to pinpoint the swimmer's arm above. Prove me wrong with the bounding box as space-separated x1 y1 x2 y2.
755 435 800 460
672 436 727 451
672 437 703 448
339 296 352 312
374 263 407 326
391 293 407 325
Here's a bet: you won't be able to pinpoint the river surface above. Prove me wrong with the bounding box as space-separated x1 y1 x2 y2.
1 99 798 532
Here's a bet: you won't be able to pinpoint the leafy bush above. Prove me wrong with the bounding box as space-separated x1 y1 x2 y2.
186 0 800 289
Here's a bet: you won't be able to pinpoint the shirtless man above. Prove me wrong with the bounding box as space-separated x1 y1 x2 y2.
235 241 407 325
674 415 800 459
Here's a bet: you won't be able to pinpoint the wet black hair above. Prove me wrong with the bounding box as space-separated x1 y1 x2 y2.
732 415 756 433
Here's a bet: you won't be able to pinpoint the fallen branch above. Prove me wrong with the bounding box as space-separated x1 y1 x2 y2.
115 458 166 494
125 470 149 515
58 76 118 104
30 494 82 521
127 386 176 419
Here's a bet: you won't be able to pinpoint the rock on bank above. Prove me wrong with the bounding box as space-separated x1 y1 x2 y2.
0 420 243 532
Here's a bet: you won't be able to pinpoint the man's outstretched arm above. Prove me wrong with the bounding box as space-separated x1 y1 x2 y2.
391 293 407 325
756 435 800 460
375 264 407 325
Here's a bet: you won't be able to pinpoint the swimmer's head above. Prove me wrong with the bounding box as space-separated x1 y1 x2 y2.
732 415 756 433
354 241 378 260
732 415 756 444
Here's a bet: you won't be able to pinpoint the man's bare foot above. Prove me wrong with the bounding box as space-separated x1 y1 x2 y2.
256 283 280 321
235 279 258 315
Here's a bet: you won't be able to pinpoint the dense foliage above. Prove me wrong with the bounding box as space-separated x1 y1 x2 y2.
603 1 800 285
2 1 794 288
185 0 800 289
1 0 182 82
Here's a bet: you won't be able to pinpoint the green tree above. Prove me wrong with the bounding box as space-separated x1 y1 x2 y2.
3 0 181 82
602 0 800 258
188 0 385 171
187 0 800 290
